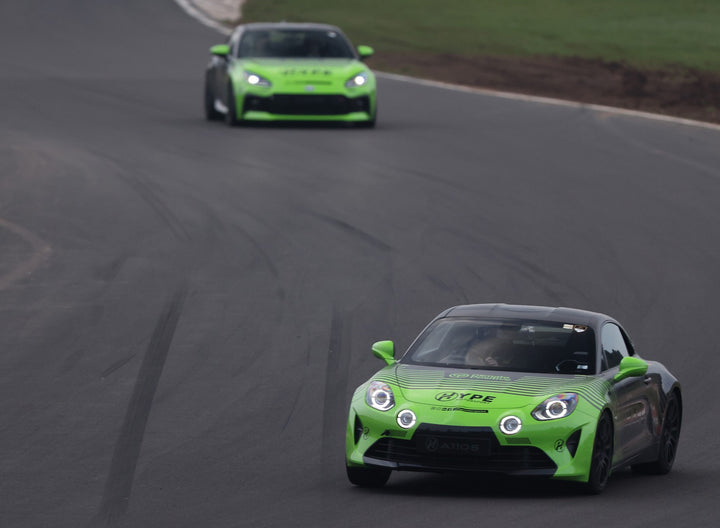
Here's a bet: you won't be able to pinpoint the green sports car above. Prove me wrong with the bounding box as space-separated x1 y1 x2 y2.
346 304 682 493
204 22 376 126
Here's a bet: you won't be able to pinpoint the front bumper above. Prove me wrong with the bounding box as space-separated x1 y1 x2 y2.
346 400 599 482
231 83 376 122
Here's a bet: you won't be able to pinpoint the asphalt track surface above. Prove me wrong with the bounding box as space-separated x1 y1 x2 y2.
2 1 720 527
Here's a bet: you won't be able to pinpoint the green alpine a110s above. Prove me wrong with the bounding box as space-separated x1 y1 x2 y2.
346 304 682 493
204 22 376 126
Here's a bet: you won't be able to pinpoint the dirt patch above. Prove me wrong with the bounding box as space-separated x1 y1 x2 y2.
370 52 720 124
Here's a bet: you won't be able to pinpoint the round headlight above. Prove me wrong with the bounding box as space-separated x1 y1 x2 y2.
532 393 578 421
366 381 395 411
397 409 416 429
546 400 568 418
499 415 522 435
345 72 368 88
243 71 271 87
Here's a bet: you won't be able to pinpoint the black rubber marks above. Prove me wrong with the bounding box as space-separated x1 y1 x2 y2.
91 286 187 526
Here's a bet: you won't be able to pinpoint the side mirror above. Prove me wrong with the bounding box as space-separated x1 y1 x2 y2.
210 44 230 57
371 340 396 366
357 45 374 60
614 356 648 382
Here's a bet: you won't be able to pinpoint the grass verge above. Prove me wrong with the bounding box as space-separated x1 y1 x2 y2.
238 0 720 123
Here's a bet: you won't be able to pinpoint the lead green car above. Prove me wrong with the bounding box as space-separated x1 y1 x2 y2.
204 22 376 126
346 304 682 493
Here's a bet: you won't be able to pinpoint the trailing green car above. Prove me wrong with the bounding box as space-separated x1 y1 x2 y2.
346 304 682 493
204 22 376 126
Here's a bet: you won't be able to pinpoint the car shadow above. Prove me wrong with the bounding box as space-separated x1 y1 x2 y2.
237 120 373 130
354 468 645 499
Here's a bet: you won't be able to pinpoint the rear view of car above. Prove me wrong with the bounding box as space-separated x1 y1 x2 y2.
204 23 377 126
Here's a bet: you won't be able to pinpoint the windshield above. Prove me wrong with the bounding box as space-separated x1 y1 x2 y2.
237 29 355 59
402 317 596 374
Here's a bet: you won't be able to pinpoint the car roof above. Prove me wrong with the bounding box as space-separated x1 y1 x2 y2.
439 303 615 328
236 22 344 33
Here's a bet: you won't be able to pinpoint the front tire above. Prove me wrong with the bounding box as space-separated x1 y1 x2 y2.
225 81 240 127
204 77 222 121
346 464 390 487
586 412 613 494
632 392 681 475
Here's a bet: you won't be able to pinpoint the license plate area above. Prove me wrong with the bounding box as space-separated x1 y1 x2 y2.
416 435 492 456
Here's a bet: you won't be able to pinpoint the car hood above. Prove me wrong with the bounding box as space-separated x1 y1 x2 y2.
380 364 609 410
235 58 367 81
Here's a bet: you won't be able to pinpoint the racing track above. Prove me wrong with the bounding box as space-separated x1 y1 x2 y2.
1 1 719 527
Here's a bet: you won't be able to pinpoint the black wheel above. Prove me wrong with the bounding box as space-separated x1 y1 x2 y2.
586 412 613 494
225 81 239 127
633 392 681 475
346 464 390 487
204 77 222 121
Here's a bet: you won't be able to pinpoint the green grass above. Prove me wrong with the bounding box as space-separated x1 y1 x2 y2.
242 0 720 71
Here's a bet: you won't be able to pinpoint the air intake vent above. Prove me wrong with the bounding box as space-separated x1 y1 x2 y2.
566 429 582 457
354 415 364 445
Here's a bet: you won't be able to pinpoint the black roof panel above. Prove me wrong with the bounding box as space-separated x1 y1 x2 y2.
441 303 614 328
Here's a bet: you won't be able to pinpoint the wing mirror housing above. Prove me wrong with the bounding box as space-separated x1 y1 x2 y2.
614 356 648 382
372 340 396 366
357 45 374 60
210 44 230 57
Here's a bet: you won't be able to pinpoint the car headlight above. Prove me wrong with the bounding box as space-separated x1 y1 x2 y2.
345 72 368 88
397 409 416 429
532 393 578 421
243 70 272 87
499 415 522 435
366 381 395 411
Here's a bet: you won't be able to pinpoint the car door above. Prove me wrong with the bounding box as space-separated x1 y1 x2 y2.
602 323 655 463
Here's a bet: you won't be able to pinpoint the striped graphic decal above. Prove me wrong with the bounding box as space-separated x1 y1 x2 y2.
373 365 611 410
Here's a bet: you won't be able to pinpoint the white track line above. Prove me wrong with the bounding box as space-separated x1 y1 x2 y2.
174 1 720 133
0 217 52 291
377 72 720 132
174 0 231 35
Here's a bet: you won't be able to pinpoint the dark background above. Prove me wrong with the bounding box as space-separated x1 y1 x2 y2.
1 1 719 526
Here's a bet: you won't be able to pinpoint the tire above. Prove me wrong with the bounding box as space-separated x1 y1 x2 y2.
586 412 614 494
346 464 391 487
225 81 239 127
632 392 681 475
204 77 222 121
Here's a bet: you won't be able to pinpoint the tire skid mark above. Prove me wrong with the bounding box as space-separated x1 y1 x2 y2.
92 151 191 242
100 353 139 379
280 344 311 433
595 117 720 181
421 225 580 305
95 255 128 283
91 286 188 526
0 217 52 290
229 216 281 280
303 210 391 252
225 208 290 301
116 170 191 242
321 306 349 462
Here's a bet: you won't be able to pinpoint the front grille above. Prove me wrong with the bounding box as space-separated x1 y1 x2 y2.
243 94 370 116
364 424 556 474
